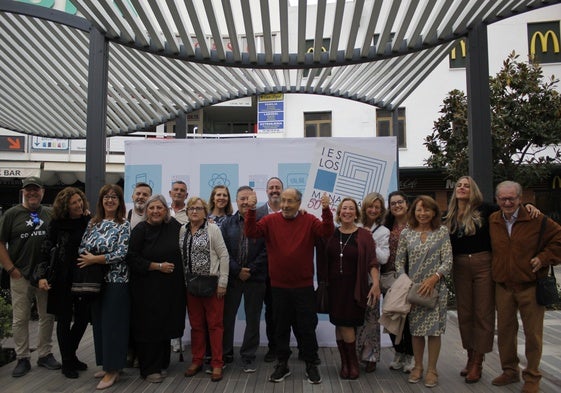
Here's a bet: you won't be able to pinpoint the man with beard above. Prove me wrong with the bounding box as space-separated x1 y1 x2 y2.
126 181 153 366
256 177 282 362
0 177 61 377
128 182 152 229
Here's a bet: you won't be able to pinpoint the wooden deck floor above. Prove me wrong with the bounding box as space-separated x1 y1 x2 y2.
1 311 560 393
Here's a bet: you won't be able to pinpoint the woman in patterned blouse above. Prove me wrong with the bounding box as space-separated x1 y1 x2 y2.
181 197 229 382
77 184 130 390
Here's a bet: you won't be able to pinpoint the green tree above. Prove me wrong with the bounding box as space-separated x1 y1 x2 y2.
424 51 561 187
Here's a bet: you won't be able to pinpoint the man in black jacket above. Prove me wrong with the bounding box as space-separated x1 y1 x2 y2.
220 186 267 373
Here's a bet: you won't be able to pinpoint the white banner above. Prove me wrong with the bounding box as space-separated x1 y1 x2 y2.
125 137 397 346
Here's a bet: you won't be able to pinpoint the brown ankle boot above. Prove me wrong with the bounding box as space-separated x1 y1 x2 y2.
344 341 360 380
465 351 484 383
336 340 349 379
460 349 474 376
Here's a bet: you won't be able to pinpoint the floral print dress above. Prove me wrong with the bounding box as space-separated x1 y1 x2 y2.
395 225 452 336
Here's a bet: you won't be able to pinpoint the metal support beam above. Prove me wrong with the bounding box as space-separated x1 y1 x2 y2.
466 23 493 201
176 111 187 139
392 109 400 189
85 27 109 211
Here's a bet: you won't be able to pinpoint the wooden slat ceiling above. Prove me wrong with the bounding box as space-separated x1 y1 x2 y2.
0 0 558 138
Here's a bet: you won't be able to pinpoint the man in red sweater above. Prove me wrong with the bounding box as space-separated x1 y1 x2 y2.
245 188 334 384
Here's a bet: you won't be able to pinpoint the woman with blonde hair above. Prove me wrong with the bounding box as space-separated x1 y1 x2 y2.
128 194 186 383
356 192 389 373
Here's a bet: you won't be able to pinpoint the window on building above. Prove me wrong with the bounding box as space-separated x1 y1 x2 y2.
376 108 406 148
304 112 332 137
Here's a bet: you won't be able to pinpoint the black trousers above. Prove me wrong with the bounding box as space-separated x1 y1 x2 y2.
56 296 91 366
271 286 318 363
136 339 171 377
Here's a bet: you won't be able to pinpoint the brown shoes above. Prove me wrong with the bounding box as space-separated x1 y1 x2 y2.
184 364 202 377
465 351 484 383
492 372 520 386
210 367 223 382
460 349 474 376
521 380 540 393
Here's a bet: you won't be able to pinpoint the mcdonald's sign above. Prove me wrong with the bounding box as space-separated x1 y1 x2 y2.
527 22 561 64
449 39 467 69
304 38 331 78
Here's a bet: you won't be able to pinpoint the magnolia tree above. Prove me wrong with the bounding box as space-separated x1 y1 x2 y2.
424 51 561 187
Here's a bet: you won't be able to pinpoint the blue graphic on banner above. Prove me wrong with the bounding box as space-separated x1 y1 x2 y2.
278 163 310 194
124 164 162 202
314 169 337 192
200 164 239 201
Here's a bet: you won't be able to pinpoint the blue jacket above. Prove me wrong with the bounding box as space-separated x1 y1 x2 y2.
220 211 268 283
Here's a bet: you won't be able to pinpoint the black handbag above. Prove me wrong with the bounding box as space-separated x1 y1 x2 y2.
536 266 560 306
71 264 105 297
186 274 218 297
534 216 560 306
315 281 329 314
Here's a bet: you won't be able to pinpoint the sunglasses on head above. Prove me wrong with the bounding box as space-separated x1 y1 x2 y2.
30 212 40 226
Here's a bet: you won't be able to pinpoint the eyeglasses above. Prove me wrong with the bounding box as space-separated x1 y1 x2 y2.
30 212 40 226
188 206 205 212
390 199 405 207
497 196 518 204
103 194 118 200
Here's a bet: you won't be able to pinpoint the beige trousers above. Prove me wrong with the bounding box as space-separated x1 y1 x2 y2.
10 276 54 359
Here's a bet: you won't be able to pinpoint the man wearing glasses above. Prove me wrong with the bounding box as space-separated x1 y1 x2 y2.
0 176 61 377
489 180 561 393
244 188 334 385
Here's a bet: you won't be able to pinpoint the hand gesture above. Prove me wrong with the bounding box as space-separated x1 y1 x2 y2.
320 192 330 209
248 191 257 209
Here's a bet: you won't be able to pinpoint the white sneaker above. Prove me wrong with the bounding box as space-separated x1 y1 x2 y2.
389 352 404 370
402 355 415 373
171 338 182 352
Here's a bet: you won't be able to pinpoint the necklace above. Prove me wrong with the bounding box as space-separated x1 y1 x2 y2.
339 230 354 273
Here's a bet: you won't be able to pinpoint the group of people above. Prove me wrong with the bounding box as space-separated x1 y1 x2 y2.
0 175 560 393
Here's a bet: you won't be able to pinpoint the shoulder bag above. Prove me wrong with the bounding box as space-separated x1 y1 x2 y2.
407 283 438 308
71 264 105 297
535 216 560 306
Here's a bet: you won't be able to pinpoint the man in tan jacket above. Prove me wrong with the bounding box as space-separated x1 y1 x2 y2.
489 181 561 393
